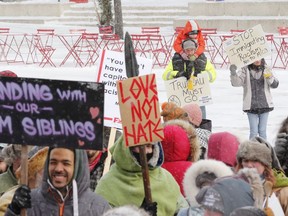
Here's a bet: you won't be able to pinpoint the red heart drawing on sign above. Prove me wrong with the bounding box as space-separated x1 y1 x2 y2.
90 107 99 119
78 140 85 146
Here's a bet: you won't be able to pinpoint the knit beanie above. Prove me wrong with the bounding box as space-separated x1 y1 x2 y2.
0 70 17 77
237 140 272 168
182 103 202 126
182 39 197 50
160 102 189 122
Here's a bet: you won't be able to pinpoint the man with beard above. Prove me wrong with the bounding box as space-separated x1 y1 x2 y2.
5 147 110 216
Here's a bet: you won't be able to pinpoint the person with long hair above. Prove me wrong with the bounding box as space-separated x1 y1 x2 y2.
236 139 288 215
230 58 279 140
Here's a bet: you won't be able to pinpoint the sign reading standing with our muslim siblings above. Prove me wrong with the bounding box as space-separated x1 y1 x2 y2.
117 74 164 146
224 24 271 67
0 76 104 150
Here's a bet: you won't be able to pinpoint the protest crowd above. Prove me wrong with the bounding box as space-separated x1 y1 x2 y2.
1 19 288 216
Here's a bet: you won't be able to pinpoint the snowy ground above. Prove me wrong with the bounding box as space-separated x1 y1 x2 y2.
0 0 287 146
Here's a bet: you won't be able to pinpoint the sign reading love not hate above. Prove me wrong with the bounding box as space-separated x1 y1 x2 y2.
0 77 104 150
117 74 164 147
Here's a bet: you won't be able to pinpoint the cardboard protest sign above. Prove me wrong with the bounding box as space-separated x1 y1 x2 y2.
96 49 153 129
0 77 104 150
117 74 164 147
224 24 271 68
164 73 212 107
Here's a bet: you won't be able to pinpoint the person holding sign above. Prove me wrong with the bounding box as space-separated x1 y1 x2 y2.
5 147 111 216
230 58 279 140
163 39 216 118
95 135 188 216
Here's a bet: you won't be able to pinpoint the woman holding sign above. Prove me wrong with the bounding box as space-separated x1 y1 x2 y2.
230 58 279 140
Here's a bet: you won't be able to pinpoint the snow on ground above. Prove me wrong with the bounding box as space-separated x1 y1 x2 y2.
0 0 287 146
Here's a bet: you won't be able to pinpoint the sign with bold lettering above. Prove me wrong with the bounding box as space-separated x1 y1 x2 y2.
117 74 164 147
0 77 104 150
224 24 271 68
96 50 152 129
164 74 212 107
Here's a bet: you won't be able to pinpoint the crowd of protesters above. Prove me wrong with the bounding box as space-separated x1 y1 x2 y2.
1 20 288 216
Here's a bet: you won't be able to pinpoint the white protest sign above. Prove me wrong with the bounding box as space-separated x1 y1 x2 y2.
96 49 153 128
224 24 271 68
164 73 212 107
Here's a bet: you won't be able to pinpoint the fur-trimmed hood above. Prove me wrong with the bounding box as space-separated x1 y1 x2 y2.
163 119 200 162
183 159 233 206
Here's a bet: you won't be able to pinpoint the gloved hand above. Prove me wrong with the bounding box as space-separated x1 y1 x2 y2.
9 185 31 214
229 64 237 75
189 54 197 61
263 69 273 79
174 71 189 80
180 51 188 60
275 133 288 153
141 198 157 216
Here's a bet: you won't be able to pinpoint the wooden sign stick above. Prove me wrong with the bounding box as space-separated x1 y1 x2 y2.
20 145 28 216
103 127 117 176
139 145 152 204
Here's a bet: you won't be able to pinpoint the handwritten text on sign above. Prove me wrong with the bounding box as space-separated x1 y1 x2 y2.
97 49 152 129
164 73 212 107
224 24 271 68
117 74 164 146
0 77 104 150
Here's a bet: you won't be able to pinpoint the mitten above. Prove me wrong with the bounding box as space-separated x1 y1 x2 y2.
174 71 189 80
180 51 188 60
189 55 197 61
263 69 273 79
141 198 157 216
230 64 237 75
9 185 31 214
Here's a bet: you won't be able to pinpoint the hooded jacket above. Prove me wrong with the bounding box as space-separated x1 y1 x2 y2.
95 135 188 216
161 119 200 195
5 148 110 216
0 167 18 197
173 20 205 57
207 132 240 167
196 168 265 216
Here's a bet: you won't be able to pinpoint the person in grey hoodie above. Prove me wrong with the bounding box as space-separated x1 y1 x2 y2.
5 147 111 216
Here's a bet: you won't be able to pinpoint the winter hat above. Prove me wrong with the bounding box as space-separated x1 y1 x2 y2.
196 187 224 214
1 144 22 166
196 177 255 215
251 136 282 171
0 70 17 77
163 119 200 162
182 103 202 126
160 102 189 122
15 147 48 181
183 159 233 206
230 206 267 216
237 140 272 168
182 39 197 50
208 132 240 167
103 205 150 216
